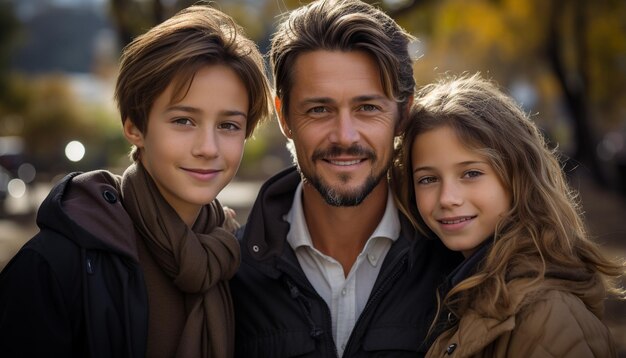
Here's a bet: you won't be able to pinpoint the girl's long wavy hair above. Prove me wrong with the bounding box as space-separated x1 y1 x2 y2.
392 73 625 323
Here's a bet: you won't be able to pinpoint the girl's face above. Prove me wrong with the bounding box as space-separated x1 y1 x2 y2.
411 126 511 257
124 64 248 226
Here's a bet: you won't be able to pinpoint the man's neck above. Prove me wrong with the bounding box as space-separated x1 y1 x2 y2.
301 181 389 276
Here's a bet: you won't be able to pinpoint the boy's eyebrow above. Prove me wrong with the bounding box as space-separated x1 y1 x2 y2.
222 110 248 118
166 105 247 118
166 105 202 114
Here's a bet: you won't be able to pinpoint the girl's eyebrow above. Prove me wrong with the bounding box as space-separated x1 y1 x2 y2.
413 165 435 174
412 161 489 174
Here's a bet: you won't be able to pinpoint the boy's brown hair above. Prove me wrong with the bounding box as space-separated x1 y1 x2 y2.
115 4 272 160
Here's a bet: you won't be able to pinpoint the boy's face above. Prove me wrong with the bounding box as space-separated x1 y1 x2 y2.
124 64 248 226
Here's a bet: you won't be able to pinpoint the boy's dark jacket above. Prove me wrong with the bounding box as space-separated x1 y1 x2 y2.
0 171 147 357
230 166 463 357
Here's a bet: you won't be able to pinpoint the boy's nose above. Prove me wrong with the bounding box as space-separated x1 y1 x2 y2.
192 128 219 158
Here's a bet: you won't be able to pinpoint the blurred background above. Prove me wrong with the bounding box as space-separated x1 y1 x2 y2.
0 0 624 354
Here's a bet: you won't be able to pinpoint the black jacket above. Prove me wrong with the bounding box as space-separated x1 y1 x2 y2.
0 171 148 358
230 167 462 357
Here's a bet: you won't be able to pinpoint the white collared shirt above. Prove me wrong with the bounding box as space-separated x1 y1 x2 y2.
285 183 400 356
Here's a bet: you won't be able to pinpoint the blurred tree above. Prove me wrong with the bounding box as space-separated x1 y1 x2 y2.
109 0 269 48
377 0 626 187
0 0 20 102
7 74 113 174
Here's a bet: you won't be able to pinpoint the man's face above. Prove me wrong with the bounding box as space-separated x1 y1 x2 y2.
280 50 399 206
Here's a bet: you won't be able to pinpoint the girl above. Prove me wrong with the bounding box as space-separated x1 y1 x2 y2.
392 74 624 357
0 5 272 358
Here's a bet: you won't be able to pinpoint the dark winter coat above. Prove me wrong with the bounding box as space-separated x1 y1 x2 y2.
0 171 148 358
230 166 463 357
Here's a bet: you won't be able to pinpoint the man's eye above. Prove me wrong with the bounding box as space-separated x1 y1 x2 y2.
308 106 328 114
359 104 378 112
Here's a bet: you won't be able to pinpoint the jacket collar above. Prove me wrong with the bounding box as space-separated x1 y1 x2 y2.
239 166 422 278
37 170 141 261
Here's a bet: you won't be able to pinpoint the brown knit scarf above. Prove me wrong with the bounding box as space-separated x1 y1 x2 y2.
121 162 240 358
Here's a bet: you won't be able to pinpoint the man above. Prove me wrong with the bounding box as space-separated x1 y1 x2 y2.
230 0 462 356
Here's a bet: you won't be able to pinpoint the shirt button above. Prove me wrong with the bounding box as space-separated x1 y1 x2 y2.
341 343 346 350
341 288 347 296
368 254 377 266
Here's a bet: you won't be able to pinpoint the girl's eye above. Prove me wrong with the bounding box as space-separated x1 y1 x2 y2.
173 117 193 126
416 176 438 185
463 170 484 179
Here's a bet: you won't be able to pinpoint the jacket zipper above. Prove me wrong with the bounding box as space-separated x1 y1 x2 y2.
279 262 340 357
342 252 408 356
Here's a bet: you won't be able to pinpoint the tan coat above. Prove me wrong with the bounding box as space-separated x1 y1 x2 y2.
426 275 617 358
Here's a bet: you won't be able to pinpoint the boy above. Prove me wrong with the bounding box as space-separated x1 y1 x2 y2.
0 5 272 358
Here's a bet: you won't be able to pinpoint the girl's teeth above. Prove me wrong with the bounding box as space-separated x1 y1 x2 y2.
442 217 472 224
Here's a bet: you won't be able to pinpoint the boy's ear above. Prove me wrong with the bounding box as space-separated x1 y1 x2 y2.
395 95 414 136
275 97 292 139
123 119 145 148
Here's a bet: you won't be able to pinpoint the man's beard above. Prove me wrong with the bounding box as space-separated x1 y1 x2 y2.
297 144 390 207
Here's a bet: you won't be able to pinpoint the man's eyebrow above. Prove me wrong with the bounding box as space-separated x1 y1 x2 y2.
299 97 335 105
351 94 388 103
297 94 388 106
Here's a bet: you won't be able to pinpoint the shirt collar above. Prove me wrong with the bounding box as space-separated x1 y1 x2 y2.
285 182 401 251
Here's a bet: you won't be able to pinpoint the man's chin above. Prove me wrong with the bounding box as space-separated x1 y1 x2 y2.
316 179 379 207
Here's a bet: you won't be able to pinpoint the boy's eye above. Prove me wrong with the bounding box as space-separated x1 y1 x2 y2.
218 122 242 131
173 117 193 126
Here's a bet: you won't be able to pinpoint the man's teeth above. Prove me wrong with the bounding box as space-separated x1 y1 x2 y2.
330 159 361 166
441 217 472 224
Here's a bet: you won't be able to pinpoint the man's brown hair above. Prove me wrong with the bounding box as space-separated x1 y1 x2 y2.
270 0 415 123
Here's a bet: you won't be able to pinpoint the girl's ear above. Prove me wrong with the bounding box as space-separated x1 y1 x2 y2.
123 119 145 148
275 97 293 139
